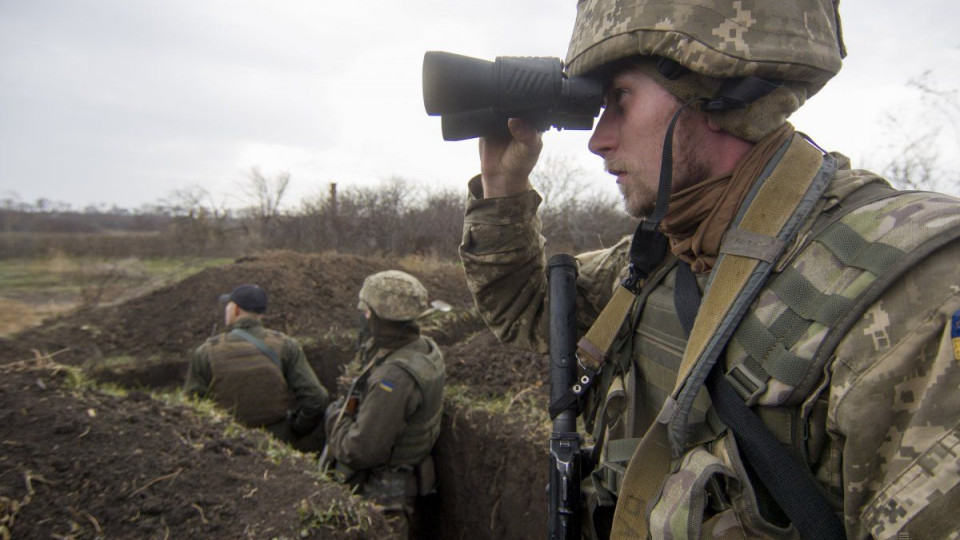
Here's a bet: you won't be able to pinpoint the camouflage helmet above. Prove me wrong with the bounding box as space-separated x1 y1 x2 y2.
357 270 429 321
565 0 847 141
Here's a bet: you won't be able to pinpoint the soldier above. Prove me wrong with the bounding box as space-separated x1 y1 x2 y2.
184 284 329 451
324 270 445 540
458 1 960 539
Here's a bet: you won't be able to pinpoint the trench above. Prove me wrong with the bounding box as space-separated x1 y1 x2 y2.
90 342 550 540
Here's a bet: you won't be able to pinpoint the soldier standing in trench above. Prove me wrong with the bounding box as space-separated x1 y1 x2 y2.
323 270 445 540
184 284 330 451
457 0 960 538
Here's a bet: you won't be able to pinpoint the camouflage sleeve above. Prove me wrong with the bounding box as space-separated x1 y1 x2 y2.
326 363 420 470
828 241 960 539
183 344 212 397
282 338 330 436
459 175 633 353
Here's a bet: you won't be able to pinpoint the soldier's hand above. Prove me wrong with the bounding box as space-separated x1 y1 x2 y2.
479 118 543 198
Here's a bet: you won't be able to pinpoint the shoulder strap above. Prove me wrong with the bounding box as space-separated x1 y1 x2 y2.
230 328 282 370
611 135 833 539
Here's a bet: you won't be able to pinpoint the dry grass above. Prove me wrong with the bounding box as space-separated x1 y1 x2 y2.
0 254 229 336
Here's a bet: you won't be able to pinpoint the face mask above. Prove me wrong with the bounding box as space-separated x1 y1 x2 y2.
356 312 371 350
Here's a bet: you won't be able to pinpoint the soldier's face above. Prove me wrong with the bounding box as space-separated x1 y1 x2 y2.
588 68 710 218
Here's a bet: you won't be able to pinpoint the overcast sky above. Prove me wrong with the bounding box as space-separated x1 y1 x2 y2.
1 0 958 210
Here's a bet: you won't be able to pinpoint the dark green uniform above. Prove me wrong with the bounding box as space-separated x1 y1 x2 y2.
185 317 329 440
325 335 444 536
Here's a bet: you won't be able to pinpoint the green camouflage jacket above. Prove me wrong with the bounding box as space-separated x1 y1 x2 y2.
460 151 960 539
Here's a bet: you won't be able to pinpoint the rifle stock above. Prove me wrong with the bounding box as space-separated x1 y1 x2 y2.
547 254 581 540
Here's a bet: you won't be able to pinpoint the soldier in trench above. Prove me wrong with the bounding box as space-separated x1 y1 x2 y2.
184 283 330 451
323 270 445 540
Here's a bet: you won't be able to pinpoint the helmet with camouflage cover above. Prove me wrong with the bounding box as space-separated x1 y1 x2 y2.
565 0 847 141
357 270 429 321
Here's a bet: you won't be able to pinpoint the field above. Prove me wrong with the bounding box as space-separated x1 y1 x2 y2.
0 251 551 539
0 254 230 337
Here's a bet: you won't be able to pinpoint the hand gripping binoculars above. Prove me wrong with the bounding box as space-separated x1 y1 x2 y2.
422 51 603 141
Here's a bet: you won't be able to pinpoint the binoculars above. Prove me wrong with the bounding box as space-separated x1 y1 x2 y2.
422 51 603 141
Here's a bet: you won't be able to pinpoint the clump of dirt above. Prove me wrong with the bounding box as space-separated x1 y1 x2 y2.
0 359 390 540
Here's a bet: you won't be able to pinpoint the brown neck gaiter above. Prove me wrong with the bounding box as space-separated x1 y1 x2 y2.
661 123 795 274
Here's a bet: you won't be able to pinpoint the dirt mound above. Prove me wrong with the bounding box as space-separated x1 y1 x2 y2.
444 331 549 399
0 251 477 366
0 359 390 539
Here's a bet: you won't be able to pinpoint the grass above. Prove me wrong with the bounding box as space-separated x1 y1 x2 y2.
444 383 552 439
0 254 231 336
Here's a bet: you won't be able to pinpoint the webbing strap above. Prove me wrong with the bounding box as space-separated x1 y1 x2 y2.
606 437 643 464
576 286 637 370
610 136 832 540
230 328 282 370
818 221 905 274
668 138 831 452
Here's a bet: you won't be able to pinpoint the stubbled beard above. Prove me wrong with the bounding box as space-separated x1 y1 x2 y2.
605 141 711 219
605 158 657 218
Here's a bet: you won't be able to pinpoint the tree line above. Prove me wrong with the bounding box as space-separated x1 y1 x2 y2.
1 163 637 260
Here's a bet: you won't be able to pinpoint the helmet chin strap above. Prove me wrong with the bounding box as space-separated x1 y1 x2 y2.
640 97 706 232
622 97 705 293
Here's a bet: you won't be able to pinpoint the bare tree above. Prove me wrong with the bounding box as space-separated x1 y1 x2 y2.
876 72 960 195
531 153 587 210
239 166 291 230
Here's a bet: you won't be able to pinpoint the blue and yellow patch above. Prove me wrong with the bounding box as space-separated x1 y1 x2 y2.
378 380 395 393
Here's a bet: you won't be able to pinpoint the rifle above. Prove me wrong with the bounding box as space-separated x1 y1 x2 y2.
547 254 581 540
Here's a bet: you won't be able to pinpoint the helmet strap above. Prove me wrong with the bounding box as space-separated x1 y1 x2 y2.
641 97 705 232
703 76 782 112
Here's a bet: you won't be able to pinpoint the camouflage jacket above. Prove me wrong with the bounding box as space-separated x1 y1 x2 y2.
459 150 960 539
325 336 444 473
184 317 329 436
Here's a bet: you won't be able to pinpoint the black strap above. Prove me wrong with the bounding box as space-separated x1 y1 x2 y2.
706 367 845 539
672 265 846 540
673 260 701 334
230 328 283 370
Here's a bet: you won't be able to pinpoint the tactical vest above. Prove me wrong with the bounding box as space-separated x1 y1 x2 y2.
587 158 960 537
207 330 290 427
379 337 445 467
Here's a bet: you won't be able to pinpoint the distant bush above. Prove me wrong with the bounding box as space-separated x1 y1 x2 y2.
1 175 636 260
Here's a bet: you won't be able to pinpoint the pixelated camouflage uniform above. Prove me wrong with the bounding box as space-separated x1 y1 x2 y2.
184 317 329 441
459 139 960 539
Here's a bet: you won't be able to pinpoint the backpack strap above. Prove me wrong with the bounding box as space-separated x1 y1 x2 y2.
230 328 282 370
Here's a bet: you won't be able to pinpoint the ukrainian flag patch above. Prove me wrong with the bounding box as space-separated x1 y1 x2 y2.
378 380 395 393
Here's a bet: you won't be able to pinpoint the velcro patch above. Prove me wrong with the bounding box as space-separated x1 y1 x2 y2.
378 381 395 393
